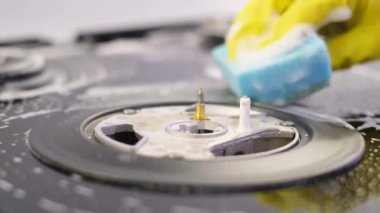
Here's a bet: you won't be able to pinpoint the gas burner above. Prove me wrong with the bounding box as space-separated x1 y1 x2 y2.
28 90 365 192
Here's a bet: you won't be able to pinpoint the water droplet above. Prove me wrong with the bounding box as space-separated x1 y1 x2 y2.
33 167 43 174
13 189 26 199
58 180 69 189
356 187 366 196
71 174 82 182
369 168 375 173
339 177 346 183
13 157 22 163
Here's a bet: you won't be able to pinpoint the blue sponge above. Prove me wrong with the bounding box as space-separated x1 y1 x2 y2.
212 33 332 105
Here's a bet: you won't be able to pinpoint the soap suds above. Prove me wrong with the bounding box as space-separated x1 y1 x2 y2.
0 61 107 101
2 109 60 123
74 185 94 197
232 6 351 68
235 25 315 67
318 7 352 28
226 22 242 44
0 179 13 192
39 198 68 213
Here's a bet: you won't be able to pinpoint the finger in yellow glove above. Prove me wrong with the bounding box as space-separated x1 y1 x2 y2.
227 0 380 69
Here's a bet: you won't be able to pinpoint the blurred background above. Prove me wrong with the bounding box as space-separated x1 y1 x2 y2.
0 0 246 42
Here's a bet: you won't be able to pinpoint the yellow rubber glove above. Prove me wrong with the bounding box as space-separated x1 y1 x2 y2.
227 0 380 69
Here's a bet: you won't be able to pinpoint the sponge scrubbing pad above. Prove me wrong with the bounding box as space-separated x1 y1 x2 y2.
212 33 332 105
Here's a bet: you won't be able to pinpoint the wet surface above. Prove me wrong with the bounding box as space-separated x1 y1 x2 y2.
253 114 380 213
0 30 379 212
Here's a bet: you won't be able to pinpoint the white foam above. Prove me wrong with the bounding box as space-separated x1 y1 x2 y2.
319 7 352 27
235 25 315 68
232 6 352 69
39 198 68 213
74 185 94 197
0 179 13 192
33 167 43 174
13 157 22 163
2 109 60 123
13 189 26 199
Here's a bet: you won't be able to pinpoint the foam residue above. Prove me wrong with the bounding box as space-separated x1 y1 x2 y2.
33 167 43 175
232 6 352 68
77 82 190 99
13 157 22 163
346 115 380 131
0 179 13 192
39 198 94 213
70 80 231 111
0 61 107 101
318 7 352 28
235 25 315 68
13 189 26 199
2 109 60 123
74 185 94 197
298 61 380 116
39 198 68 213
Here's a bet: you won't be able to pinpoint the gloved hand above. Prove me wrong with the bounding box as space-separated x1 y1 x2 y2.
227 0 380 69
